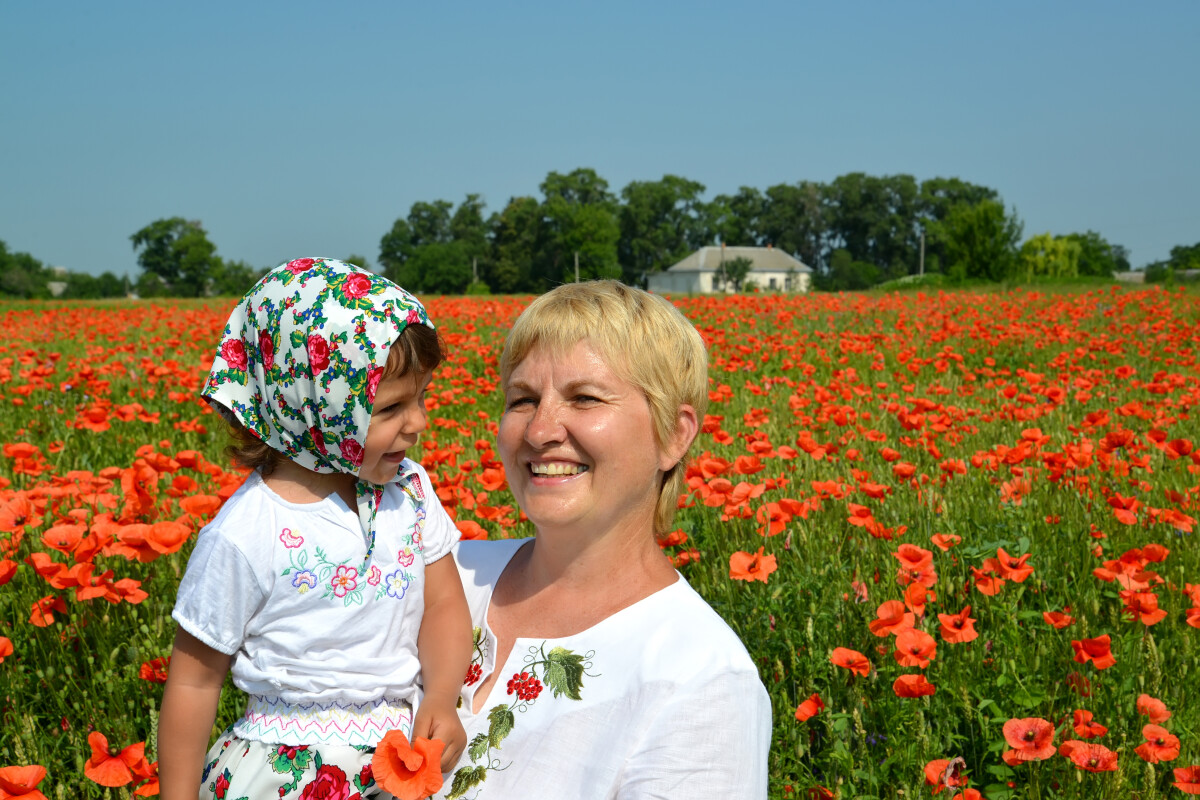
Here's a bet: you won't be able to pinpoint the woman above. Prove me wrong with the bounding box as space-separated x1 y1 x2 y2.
438 280 771 799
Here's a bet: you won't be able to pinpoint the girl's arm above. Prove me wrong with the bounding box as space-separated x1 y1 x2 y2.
158 628 231 800
411 554 473 771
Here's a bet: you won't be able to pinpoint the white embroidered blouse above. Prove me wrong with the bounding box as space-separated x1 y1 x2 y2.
439 538 772 800
171 462 456 745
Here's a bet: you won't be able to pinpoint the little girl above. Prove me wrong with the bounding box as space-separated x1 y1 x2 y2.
158 258 472 800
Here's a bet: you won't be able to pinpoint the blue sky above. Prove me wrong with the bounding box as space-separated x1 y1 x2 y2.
3 1 1197 277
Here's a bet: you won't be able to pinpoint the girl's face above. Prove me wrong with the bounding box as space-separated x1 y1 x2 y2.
360 369 433 484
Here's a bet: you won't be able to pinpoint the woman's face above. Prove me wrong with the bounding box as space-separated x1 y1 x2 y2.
498 340 674 539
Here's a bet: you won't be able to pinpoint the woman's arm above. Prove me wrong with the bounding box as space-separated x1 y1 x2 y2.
411 554 473 771
158 628 231 800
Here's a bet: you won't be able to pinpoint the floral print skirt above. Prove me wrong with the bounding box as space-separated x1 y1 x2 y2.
200 728 394 800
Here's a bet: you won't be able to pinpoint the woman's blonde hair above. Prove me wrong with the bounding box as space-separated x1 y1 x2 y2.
499 280 709 536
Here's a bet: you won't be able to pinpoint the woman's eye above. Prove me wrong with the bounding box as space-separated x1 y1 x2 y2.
506 397 534 410
574 395 600 404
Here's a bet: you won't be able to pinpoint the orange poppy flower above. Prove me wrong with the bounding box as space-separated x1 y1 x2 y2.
994 548 1033 582
937 606 978 644
894 629 937 668
1042 610 1074 629
370 730 444 800
454 520 488 541
1137 693 1171 723
1120 590 1168 626
893 674 936 697
0 558 17 586
794 693 825 721
139 657 170 684
830 647 871 677
1065 741 1118 772
903 583 932 617
930 533 961 551
1072 710 1107 738
1071 634 1116 670
0 764 49 800
923 757 967 793
178 494 222 518
729 547 778 583
868 600 914 637
1173 765 1200 795
84 731 145 787
0 636 12 663
971 564 1005 596
29 595 67 628
1135 724 1180 763
1001 717 1055 763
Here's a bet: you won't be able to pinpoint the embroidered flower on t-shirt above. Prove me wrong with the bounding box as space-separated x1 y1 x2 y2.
385 569 410 600
330 566 358 598
292 570 318 593
367 565 382 586
279 528 304 548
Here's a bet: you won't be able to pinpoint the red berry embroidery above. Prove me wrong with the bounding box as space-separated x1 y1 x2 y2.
505 671 543 701
464 663 483 686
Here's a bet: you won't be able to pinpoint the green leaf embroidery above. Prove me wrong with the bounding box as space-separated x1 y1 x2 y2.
447 765 488 799
467 732 490 762
487 704 514 748
543 647 586 700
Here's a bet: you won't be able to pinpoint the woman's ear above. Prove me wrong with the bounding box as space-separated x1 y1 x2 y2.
659 404 699 472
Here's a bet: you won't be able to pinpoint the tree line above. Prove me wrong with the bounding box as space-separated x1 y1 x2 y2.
2 168 1196 299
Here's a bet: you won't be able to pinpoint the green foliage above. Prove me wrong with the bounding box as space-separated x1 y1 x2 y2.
1062 231 1127 277
618 174 707 286
1019 233 1081 282
714 255 754 292
129 217 220 297
0 240 51 299
939 199 1023 282
816 249 880 291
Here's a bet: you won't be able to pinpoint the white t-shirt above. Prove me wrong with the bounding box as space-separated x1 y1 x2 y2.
440 538 771 800
172 462 456 743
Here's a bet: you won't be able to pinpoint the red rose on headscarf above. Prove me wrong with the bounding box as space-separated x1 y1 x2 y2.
307 334 331 372
340 438 364 467
220 339 247 371
297 764 354 800
343 273 373 299
258 330 275 370
406 309 422 325
311 426 327 456
367 366 384 403
286 258 316 274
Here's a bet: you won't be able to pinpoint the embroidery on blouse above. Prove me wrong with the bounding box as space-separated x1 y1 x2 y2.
447 643 597 799
277 475 426 605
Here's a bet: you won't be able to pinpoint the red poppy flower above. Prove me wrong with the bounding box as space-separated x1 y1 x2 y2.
893 674 936 697
1065 741 1118 772
1071 709 1107 738
937 606 978 644
995 548 1033 582
868 600 914 637
370 731 444 800
1137 693 1171 723
894 629 937 668
138 656 170 684
729 547 777 583
1043 610 1074 629
1135 724 1180 763
0 636 12 664
923 757 967 793
29 595 67 628
1071 635 1116 670
794 693 824 721
84 731 146 787
830 647 871 677
930 533 961 551
0 764 49 800
1173 765 1200 795
1001 717 1055 763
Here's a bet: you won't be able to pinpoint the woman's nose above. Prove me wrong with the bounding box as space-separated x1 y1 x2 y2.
524 400 566 446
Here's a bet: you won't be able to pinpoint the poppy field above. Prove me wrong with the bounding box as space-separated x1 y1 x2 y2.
2 286 1200 798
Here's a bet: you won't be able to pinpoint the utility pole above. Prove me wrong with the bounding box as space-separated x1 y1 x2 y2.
574 251 579 282
919 230 925 276
472 257 478 284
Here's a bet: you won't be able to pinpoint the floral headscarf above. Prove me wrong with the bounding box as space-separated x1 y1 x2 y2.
202 257 434 562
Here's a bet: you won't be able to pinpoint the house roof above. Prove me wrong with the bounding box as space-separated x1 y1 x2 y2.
663 246 812 274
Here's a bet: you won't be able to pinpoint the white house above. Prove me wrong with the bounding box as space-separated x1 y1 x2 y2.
647 245 813 294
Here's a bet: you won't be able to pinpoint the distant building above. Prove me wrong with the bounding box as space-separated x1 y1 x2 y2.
647 245 813 294
47 265 69 298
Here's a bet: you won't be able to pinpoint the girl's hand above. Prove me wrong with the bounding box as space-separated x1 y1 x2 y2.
410 700 467 772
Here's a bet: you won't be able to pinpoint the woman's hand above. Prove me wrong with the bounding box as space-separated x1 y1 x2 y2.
410 698 467 772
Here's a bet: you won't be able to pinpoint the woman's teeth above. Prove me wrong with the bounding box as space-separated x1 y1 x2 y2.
530 462 587 476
